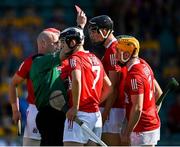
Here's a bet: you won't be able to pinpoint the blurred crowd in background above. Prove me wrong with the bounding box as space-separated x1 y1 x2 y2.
0 0 179 145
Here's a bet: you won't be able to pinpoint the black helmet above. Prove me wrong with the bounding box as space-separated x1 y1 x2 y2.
60 27 84 49
88 15 113 31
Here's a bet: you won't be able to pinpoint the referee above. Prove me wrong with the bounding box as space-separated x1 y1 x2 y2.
30 29 68 146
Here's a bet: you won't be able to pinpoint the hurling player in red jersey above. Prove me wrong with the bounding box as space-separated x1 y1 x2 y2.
115 36 163 146
88 15 126 145
9 28 60 146
59 27 112 146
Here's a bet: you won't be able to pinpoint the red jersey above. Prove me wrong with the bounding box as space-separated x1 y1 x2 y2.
58 59 70 80
57 59 71 102
101 39 125 108
125 58 160 132
67 51 106 112
16 56 36 104
118 66 127 108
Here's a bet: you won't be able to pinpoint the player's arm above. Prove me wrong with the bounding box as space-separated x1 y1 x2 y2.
154 79 163 111
154 79 163 102
71 69 81 110
125 94 143 135
122 93 143 145
66 69 81 121
101 71 118 122
75 5 87 29
9 73 24 124
100 73 113 103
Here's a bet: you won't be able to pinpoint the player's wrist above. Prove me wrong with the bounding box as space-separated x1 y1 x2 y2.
102 109 110 115
72 105 79 111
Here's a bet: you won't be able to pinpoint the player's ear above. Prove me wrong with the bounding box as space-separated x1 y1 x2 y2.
69 39 77 48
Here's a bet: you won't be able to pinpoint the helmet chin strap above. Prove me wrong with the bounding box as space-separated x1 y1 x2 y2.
120 52 130 63
99 29 111 39
120 49 136 65
118 52 130 67
93 29 112 46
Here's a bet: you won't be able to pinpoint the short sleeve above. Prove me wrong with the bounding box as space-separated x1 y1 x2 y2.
69 55 81 71
102 46 117 72
16 58 32 78
127 74 144 95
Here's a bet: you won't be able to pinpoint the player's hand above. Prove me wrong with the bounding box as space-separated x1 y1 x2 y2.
12 110 21 124
121 132 131 146
75 5 87 29
66 107 78 129
66 107 78 120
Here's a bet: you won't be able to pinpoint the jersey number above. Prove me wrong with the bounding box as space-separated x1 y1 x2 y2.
92 66 100 89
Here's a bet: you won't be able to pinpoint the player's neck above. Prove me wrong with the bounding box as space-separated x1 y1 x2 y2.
74 45 85 53
126 57 140 71
103 34 116 48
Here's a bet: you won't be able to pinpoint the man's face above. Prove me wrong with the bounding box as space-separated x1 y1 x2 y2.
59 39 72 61
48 34 61 52
88 27 104 44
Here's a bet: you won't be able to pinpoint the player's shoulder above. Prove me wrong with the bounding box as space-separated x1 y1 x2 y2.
105 40 117 54
21 54 36 66
70 52 82 61
128 62 144 79
23 53 43 65
129 62 142 73
72 50 86 57
72 50 95 60
23 55 34 62
128 59 153 80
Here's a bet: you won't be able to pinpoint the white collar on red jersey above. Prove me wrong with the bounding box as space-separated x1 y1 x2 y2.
127 58 140 71
76 50 90 54
105 38 117 49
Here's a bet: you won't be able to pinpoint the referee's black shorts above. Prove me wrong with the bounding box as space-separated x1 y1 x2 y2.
36 105 66 146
